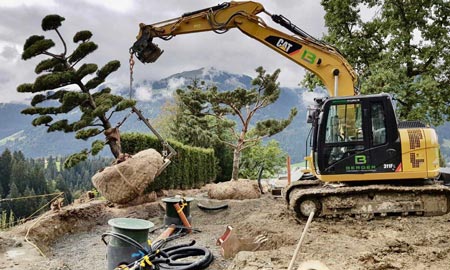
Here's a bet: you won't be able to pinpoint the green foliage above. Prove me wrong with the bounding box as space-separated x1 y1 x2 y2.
35 58 65 74
41 14 65 31
75 63 98 80
22 38 55 60
97 60 121 79
23 35 45 51
318 0 450 125
16 83 34 93
115 99 137 111
68 41 98 64
47 119 72 132
91 140 105 156
240 140 286 179
18 14 129 166
75 128 101 140
254 107 298 137
63 150 89 169
121 133 217 190
32 115 53 126
33 72 75 92
31 94 46 106
73 30 93 43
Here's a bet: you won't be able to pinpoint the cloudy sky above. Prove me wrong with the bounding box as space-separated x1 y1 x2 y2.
0 0 327 103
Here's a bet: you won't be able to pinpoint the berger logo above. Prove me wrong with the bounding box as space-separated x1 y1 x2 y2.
355 155 367 165
265 35 302 54
276 38 293 52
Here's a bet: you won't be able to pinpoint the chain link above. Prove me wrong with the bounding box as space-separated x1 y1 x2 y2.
129 52 135 99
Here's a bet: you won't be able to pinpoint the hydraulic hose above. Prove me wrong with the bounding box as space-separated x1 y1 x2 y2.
104 231 214 270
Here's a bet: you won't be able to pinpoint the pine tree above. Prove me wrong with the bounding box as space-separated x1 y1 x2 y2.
7 182 21 218
0 149 12 197
17 14 136 168
176 67 297 180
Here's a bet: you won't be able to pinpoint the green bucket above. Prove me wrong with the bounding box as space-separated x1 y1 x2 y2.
106 218 154 270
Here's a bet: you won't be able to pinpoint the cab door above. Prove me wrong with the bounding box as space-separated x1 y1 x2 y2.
316 95 400 175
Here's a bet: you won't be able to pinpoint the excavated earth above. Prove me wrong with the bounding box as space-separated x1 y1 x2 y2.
1 181 450 270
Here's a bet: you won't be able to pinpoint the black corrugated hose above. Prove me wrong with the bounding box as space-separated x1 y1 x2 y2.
103 229 214 270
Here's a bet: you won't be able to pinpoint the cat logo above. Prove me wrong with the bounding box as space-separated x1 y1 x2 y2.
265 35 302 54
276 38 293 52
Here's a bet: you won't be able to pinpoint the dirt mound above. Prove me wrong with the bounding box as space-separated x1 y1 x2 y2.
206 179 261 200
92 149 163 204
12 200 109 251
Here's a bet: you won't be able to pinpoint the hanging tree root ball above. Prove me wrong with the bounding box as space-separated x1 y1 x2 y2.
92 149 164 204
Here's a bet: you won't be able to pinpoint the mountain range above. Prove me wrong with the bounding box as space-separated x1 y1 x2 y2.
1 67 449 164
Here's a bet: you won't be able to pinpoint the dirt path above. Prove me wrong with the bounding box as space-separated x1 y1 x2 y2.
2 191 450 270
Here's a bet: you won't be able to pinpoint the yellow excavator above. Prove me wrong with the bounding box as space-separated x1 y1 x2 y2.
130 1 450 218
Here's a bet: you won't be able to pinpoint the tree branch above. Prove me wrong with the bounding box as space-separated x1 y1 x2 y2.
55 28 67 56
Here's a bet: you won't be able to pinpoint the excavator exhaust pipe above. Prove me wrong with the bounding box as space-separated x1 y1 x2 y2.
131 25 164 64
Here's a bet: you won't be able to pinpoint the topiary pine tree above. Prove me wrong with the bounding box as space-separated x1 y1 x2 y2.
177 67 298 180
17 14 136 168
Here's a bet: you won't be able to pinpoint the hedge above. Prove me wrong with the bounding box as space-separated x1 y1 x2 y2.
121 132 217 191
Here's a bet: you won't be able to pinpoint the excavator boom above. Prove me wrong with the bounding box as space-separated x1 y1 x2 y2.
131 1 357 97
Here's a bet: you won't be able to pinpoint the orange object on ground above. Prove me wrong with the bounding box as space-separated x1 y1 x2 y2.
174 202 192 233
153 224 176 244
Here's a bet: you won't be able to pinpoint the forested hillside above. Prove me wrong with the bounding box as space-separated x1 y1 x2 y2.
0 149 111 228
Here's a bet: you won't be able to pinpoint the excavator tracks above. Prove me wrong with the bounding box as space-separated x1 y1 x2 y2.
284 181 450 219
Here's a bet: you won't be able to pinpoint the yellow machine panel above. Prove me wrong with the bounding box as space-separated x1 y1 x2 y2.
399 128 440 179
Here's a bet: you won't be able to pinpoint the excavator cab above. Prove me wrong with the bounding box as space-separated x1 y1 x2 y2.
312 94 401 179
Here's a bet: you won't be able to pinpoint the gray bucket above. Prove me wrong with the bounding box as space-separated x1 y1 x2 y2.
106 218 154 270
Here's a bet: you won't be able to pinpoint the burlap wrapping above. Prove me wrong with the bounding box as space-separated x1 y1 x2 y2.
207 179 261 200
92 149 164 204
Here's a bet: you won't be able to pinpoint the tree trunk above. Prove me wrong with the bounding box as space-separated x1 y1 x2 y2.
231 147 241 180
105 127 122 158
108 140 122 158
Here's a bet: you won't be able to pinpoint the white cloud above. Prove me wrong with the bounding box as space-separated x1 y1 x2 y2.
0 0 327 103
135 85 153 102
167 77 186 91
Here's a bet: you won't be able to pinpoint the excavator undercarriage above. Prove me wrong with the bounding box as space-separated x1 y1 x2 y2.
284 180 450 219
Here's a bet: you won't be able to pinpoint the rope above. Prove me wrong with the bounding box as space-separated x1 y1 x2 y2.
0 192 65 203
113 165 141 196
24 192 65 258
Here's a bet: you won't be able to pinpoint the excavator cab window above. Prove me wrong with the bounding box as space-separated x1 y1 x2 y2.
371 103 386 146
316 94 401 175
325 103 363 143
323 102 364 166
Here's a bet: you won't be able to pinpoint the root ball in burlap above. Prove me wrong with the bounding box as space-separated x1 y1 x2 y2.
92 149 164 204
207 179 261 200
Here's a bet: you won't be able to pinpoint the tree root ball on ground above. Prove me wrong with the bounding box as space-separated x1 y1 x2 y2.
206 179 261 200
92 149 163 204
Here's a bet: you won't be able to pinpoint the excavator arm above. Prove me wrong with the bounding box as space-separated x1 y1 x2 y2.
131 1 358 97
